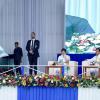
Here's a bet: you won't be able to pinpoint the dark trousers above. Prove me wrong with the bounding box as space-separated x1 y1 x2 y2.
14 60 21 74
28 55 38 75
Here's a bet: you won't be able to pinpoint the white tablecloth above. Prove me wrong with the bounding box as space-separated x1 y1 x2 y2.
78 88 100 100
0 86 17 100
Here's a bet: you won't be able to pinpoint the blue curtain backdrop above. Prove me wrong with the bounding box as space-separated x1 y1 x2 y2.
18 87 78 100
57 54 95 74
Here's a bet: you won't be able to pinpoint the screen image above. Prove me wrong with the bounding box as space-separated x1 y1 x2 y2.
0 46 8 58
65 33 100 53
65 0 100 53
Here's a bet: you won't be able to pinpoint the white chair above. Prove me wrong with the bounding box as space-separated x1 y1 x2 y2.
82 60 90 76
68 61 78 76
48 61 56 65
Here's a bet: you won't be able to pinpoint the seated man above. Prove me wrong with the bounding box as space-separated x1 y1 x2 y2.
87 48 100 76
58 48 70 75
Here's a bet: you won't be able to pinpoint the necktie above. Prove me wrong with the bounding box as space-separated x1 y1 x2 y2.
32 40 33 47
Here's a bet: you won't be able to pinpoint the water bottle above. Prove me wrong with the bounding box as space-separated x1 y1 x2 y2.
56 69 59 76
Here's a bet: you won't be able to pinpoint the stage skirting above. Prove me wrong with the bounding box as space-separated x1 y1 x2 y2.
0 86 100 100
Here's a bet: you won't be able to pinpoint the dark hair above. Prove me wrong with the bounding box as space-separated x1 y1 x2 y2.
61 48 66 53
32 32 36 35
15 42 19 45
96 48 100 52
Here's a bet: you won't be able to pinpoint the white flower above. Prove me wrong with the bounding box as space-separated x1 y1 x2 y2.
90 77 92 80
2 80 6 84
15 76 17 79
42 74 45 77
51 80 53 83
19 77 21 79
47 79 50 82
39 75 42 78
72 77 75 80
8 80 11 83
64 75 67 79
34 76 37 80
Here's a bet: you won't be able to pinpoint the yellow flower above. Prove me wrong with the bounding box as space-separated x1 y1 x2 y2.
42 74 45 77
64 84 68 87
63 78 66 81
29 77 32 83
64 75 67 79
22 80 26 86
77 83 81 87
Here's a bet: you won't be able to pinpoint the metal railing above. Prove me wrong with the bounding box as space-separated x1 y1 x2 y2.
0 65 100 76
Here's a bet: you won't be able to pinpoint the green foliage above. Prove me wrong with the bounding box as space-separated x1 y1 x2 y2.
0 74 100 88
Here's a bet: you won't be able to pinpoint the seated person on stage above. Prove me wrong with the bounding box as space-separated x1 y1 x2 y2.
58 48 70 75
87 48 100 76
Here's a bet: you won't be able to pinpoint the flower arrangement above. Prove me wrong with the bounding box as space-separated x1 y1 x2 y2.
0 74 100 88
78 76 98 88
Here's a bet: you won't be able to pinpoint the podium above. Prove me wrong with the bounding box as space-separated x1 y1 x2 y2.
45 61 78 76
82 60 100 77
45 65 62 75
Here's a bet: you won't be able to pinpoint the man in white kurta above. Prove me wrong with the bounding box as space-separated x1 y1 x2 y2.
58 48 70 75
87 48 100 76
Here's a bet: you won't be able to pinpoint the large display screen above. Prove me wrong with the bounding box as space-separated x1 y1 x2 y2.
65 0 100 54
0 46 8 58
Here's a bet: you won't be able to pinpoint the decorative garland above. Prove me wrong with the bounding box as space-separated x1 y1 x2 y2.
0 74 100 88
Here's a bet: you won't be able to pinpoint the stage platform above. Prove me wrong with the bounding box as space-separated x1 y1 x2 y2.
0 86 100 100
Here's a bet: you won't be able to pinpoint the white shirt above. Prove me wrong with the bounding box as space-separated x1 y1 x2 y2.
87 54 100 75
30 39 35 48
58 55 70 65
88 54 100 65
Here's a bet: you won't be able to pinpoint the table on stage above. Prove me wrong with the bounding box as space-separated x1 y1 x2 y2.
45 61 78 76
45 65 62 75
83 65 100 77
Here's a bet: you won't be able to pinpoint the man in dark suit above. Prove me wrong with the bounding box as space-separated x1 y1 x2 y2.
26 32 40 75
14 42 23 74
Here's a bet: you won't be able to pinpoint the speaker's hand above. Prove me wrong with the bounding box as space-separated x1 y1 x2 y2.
29 49 34 54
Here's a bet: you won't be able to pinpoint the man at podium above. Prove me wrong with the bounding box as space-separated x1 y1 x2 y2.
58 48 70 75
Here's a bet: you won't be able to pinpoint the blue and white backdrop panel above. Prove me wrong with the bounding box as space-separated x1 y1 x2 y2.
0 87 17 100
